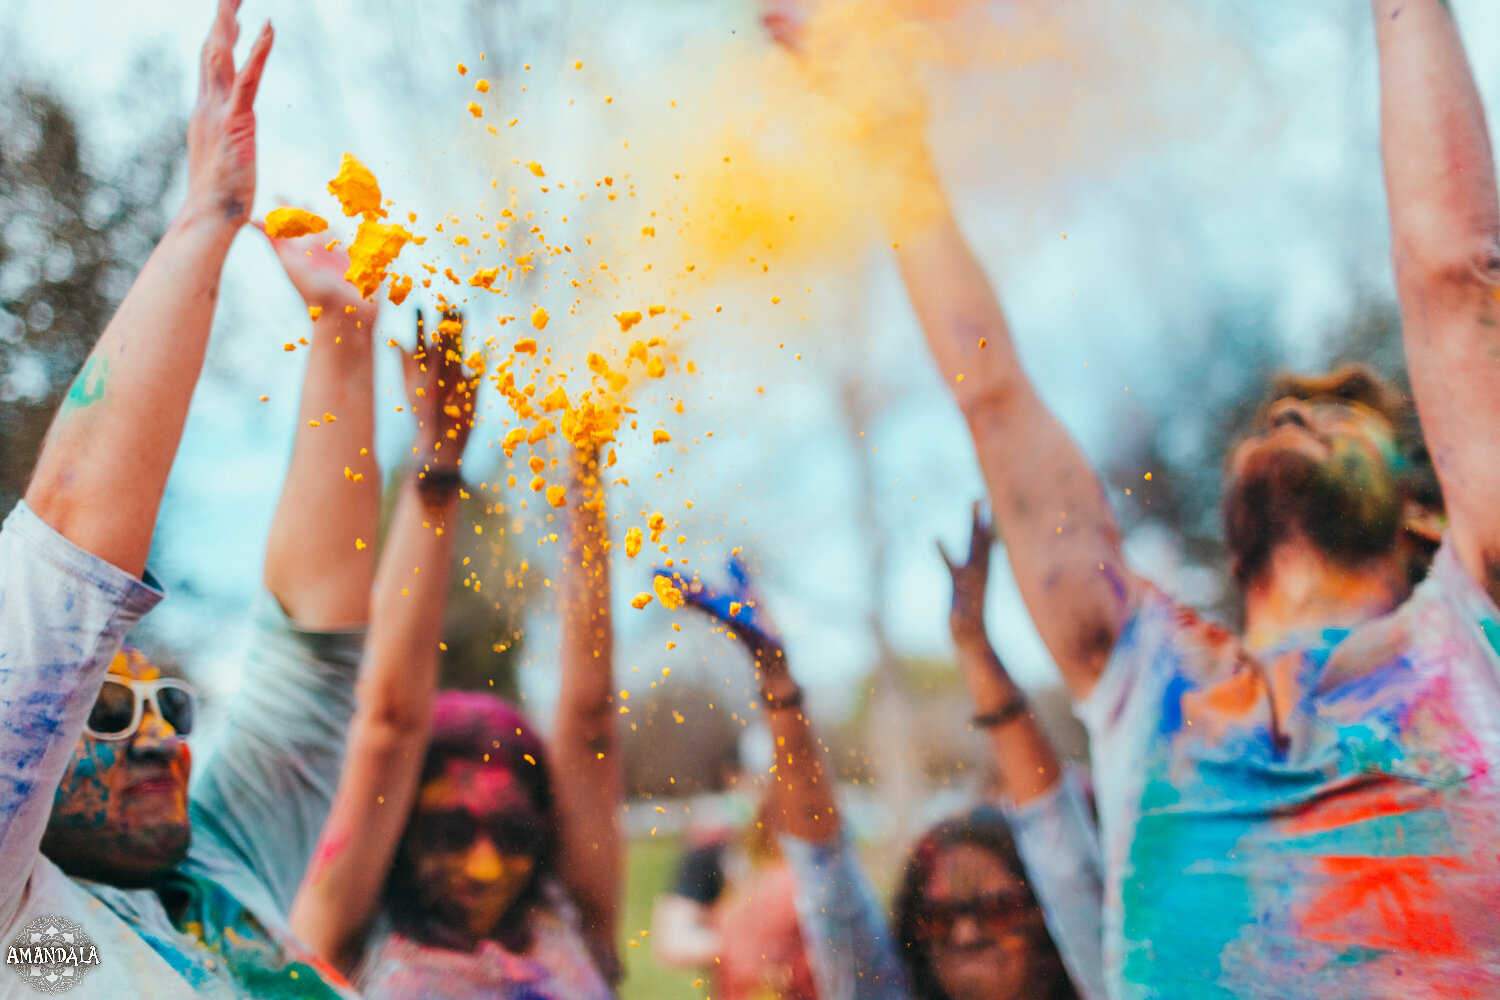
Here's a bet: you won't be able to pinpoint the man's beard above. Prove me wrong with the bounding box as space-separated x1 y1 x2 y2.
40 820 191 888
1223 443 1401 586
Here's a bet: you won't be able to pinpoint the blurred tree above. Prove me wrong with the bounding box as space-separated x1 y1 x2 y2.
621 679 741 799
373 468 530 698
436 488 531 697
0 66 181 513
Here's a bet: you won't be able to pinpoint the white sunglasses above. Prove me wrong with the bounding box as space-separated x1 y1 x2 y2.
84 677 197 741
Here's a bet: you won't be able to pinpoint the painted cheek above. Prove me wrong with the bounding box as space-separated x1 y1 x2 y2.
53 744 115 820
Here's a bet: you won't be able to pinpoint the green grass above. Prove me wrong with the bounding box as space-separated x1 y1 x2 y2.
619 835 707 1000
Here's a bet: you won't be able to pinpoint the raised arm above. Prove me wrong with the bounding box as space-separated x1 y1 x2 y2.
672 563 909 1000
550 446 624 980
259 226 381 627
1374 0 1500 601
184 230 388 913
291 314 473 973
893 165 1136 700
670 563 836 841
23 0 271 577
941 506 1108 1000
940 505 1062 806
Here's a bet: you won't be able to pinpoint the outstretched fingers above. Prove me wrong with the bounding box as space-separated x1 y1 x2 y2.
198 0 242 97
231 20 274 114
967 500 993 565
936 539 956 574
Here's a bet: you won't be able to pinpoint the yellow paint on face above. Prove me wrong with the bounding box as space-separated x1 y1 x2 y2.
107 648 160 682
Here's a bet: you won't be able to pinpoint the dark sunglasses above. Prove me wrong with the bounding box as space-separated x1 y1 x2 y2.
85 677 197 741
410 806 545 859
913 890 1038 945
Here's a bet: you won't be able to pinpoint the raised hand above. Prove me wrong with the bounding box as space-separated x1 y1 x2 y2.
662 558 796 703
186 0 273 227
401 310 476 469
257 216 372 323
938 502 994 649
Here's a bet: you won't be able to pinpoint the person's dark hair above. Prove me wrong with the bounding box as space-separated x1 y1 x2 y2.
1224 363 1442 586
385 691 557 953
892 810 1078 1000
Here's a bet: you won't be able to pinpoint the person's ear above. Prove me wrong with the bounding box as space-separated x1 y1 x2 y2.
1400 497 1445 545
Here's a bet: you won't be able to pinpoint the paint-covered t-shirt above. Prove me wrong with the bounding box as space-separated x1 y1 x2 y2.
358 890 613 1000
1077 540 1500 998
0 502 362 999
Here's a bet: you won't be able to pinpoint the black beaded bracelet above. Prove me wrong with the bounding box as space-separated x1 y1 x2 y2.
972 693 1028 729
761 687 805 711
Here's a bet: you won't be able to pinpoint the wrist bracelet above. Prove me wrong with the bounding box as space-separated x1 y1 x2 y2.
415 466 463 501
761 687 805 711
972 693 1028 729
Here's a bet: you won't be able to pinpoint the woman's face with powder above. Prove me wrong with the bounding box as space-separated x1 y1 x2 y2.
399 759 546 946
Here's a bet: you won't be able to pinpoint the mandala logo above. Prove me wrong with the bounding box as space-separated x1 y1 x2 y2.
5 916 100 994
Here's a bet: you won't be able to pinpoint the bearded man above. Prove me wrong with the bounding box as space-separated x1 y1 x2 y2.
892 0 1500 995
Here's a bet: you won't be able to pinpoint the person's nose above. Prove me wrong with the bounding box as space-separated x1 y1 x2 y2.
948 913 983 949
464 835 504 883
128 707 181 760
1267 398 1311 430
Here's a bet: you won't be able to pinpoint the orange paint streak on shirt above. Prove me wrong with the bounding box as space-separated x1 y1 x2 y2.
1299 855 1468 958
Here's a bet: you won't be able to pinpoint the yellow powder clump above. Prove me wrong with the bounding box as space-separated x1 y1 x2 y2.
437 316 464 341
388 274 414 305
653 429 672 445
527 162 546 177
654 575 684 610
264 206 329 239
468 102 483 118
630 593 654 610
469 267 499 289
346 218 415 299
560 394 622 450
624 527 643 558
513 338 538 354
647 512 666 543
646 357 666 379
475 79 491 93
545 485 567 508
527 418 556 444
327 153 386 220
529 475 546 492
648 304 666 317
542 386 569 412
615 311 643 333
729 602 743 617
531 307 549 330
308 306 323 321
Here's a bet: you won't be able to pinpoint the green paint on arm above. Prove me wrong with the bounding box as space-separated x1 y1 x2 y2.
59 356 108 415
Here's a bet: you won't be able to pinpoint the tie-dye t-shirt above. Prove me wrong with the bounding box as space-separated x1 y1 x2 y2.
1077 540 1500 998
